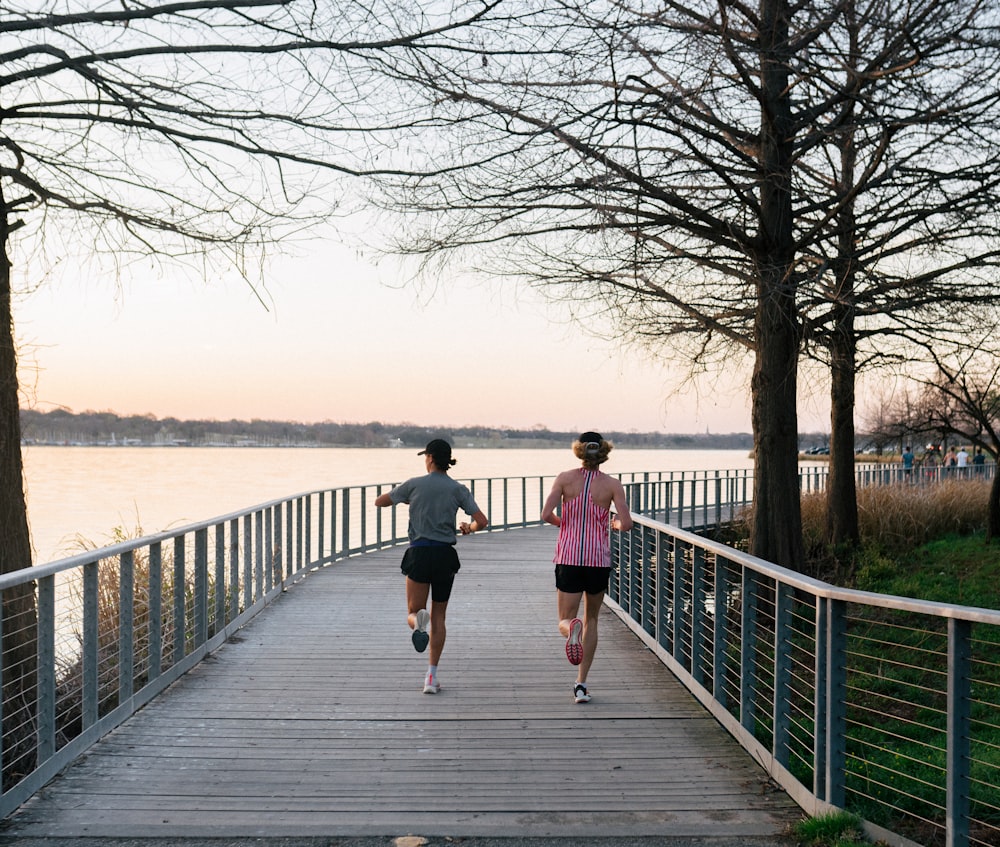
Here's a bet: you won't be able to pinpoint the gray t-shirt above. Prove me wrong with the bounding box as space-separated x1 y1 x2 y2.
389 472 481 544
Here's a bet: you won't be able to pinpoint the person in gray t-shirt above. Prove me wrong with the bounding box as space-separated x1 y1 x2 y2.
375 438 488 694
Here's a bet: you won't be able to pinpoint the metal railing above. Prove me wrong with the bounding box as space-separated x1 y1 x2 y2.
2 461 998 845
608 516 1000 847
0 473 566 816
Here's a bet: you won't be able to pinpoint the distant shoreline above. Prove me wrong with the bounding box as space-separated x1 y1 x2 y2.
21 439 750 450
20 408 764 452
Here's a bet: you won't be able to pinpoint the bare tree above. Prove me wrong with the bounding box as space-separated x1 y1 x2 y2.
363 0 806 566
0 0 488 787
360 0 1000 562
859 383 930 456
794 0 1000 548
907 335 1000 540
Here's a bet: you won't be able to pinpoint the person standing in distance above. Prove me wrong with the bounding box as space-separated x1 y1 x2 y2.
375 439 488 695
541 432 633 704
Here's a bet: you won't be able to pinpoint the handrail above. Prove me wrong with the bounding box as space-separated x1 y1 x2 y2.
2 461 998 845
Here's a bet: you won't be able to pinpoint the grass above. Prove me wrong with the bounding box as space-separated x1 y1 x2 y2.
793 811 878 846
795 478 994 582
854 533 1000 609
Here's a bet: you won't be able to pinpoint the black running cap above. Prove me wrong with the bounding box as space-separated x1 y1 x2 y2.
417 438 452 458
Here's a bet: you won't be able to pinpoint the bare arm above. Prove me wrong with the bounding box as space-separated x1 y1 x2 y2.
611 480 633 531
459 509 489 535
374 492 393 508
541 476 566 526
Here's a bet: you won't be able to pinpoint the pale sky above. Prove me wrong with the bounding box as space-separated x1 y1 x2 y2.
13 232 827 435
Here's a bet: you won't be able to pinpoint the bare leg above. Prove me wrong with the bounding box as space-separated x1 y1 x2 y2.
576 590 605 684
406 578 430 631
428 599 448 666
557 589 583 639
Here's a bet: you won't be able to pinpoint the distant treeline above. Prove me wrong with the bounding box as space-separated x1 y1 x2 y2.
18 408 764 450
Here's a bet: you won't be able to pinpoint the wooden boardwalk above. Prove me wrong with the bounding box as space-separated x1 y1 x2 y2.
5 527 800 841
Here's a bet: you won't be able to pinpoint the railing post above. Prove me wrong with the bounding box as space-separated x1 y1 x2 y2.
713 557 729 708
608 523 621 605
282 501 291 579
947 618 971 847
37 575 56 762
329 488 338 560
226 521 239 620
773 581 793 769
671 538 685 663
304 494 312 571
653 529 667 650
194 530 207 648
814 595 827 801
282 500 290 578
264 507 274 592
173 536 186 661
825 597 847 809
714 472 722 526
318 491 326 561
119 549 135 702
253 510 271 600
359 487 367 551
341 488 350 555
691 546 706 683
148 542 163 680
214 524 225 634
242 515 252 610
641 524 655 637
740 570 759 735
83 560 99 727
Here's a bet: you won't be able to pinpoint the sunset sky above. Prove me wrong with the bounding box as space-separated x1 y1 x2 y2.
13 229 830 435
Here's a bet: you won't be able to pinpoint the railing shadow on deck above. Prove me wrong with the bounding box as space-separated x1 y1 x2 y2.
2 462 998 847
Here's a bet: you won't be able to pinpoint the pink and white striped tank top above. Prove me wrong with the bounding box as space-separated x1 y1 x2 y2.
553 469 611 568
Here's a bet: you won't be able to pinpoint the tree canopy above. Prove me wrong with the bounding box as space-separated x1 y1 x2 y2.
354 0 1000 560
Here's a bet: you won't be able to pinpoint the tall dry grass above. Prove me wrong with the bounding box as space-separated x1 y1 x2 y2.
54 525 187 745
803 478 991 556
731 479 993 580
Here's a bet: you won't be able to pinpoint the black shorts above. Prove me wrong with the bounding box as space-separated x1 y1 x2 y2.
555 564 611 595
401 545 461 603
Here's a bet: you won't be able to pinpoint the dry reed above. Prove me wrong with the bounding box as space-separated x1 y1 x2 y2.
805 478 991 556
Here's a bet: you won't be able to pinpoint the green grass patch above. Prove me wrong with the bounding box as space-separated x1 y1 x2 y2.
793 811 875 846
856 533 1000 610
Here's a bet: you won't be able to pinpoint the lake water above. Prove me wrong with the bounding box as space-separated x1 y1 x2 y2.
21 445 756 564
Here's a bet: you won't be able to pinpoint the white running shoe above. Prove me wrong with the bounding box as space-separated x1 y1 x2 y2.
423 673 440 694
573 683 591 703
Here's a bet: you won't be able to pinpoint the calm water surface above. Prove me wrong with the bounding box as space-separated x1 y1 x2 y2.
22 446 756 564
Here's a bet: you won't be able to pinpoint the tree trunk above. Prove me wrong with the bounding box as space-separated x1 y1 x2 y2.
750 0 804 569
1 203 39 788
826 75 861 550
988 452 1000 543
827 321 860 548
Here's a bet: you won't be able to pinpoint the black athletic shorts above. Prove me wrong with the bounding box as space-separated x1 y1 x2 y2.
554 564 612 595
401 545 461 602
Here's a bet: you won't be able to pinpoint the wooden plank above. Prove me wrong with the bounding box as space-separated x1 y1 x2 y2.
4 527 801 839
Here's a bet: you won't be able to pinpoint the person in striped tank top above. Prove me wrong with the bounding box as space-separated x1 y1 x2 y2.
541 432 633 703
